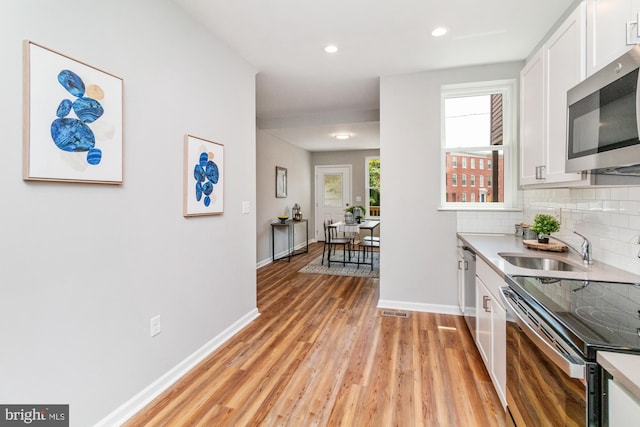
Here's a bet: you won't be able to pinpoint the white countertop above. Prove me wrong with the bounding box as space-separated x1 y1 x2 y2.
457 232 640 284
457 232 640 402
598 352 640 401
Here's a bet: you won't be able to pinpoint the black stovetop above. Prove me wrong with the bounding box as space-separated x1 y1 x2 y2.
507 275 640 359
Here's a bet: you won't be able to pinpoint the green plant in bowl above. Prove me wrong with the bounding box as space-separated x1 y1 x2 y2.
529 214 560 243
345 205 366 222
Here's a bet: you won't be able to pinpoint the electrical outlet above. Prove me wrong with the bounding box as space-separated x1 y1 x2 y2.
150 315 161 337
242 201 250 214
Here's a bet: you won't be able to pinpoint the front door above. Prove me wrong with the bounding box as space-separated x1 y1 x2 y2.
315 165 352 241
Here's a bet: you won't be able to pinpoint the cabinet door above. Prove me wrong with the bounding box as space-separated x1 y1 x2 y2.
491 299 507 408
586 0 637 76
457 242 465 313
545 2 588 184
519 49 545 186
476 277 491 366
609 379 640 425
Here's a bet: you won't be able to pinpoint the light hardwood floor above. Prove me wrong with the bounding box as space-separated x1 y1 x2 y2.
125 242 506 426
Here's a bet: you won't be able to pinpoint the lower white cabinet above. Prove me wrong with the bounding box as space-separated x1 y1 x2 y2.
609 379 640 426
475 260 507 408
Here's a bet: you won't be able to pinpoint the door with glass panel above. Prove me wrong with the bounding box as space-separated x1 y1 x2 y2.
315 166 352 241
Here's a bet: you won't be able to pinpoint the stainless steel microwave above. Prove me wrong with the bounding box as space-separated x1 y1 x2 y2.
566 44 640 173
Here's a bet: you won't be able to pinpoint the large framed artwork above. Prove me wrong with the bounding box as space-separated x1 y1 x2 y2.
23 40 124 184
184 134 224 217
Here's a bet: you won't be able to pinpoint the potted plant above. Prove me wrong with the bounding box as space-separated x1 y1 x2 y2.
529 214 560 243
345 205 366 223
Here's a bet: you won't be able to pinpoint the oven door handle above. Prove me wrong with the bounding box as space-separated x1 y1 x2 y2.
500 287 585 381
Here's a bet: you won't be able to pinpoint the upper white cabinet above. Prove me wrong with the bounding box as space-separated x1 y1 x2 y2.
520 2 590 186
586 0 640 76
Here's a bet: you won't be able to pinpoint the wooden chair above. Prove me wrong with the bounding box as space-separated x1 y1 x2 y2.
321 220 352 267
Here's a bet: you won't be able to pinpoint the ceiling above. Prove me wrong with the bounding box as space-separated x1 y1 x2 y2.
173 0 574 151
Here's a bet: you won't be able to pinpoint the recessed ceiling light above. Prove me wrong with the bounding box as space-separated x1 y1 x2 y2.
324 44 338 53
333 133 351 140
431 27 448 37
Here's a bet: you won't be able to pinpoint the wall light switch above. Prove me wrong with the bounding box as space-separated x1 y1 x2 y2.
150 315 161 337
242 201 250 214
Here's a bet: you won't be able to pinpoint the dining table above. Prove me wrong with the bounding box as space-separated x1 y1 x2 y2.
327 220 380 270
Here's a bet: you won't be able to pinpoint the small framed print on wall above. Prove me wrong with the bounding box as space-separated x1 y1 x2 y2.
184 134 224 217
23 40 124 184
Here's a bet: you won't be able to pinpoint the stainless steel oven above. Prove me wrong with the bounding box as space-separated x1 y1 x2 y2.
500 275 640 426
501 286 600 426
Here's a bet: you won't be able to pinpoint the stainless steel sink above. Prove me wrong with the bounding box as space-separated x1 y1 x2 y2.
499 253 587 272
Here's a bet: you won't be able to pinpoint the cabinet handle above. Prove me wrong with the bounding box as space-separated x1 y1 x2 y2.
535 165 546 180
483 295 492 312
458 260 468 270
458 260 462 270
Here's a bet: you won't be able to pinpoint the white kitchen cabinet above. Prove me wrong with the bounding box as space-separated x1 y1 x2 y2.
519 49 545 185
520 2 590 186
456 240 465 313
475 259 506 408
586 0 640 76
609 379 640 425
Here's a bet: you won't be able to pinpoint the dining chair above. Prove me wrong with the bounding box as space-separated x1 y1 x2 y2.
321 220 352 267
357 236 379 270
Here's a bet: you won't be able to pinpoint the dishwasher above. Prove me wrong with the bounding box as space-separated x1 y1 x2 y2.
461 246 477 340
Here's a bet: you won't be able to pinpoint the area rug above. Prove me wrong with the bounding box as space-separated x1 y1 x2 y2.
299 250 379 278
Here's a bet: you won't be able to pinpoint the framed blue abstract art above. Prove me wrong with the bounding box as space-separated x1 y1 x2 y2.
23 40 124 184
184 134 224 217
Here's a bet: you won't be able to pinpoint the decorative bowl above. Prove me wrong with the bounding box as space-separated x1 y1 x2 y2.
277 216 288 224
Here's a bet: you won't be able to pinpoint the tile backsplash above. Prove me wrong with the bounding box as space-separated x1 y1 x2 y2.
457 186 640 276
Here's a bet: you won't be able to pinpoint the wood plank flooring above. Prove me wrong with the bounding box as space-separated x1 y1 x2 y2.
125 242 505 426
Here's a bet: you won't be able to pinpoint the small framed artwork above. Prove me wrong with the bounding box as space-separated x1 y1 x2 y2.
276 166 287 198
184 134 224 217
23 40 124 184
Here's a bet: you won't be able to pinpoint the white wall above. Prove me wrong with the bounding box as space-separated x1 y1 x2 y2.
379 62 522 312
0 1 257 425
256 130 312 265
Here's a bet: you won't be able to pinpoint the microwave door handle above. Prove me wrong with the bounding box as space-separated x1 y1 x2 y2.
500 288 585 381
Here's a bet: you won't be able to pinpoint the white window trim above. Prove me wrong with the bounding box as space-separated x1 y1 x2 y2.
439 79 518 210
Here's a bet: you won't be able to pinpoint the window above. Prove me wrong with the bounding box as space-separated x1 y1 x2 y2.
452 156 458 168
366 157 380 217
441 79 516 208
452 173 457 186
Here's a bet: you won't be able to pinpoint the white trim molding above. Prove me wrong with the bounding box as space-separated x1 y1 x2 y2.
377 299 462 316
94 308 260 427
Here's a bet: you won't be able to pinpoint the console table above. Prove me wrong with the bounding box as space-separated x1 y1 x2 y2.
271 219 309 262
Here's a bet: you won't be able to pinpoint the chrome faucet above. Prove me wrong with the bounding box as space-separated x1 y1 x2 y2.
551 231 592 265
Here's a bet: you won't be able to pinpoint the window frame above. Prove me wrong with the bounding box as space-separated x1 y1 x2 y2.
439 79 517 210
365 156 380 219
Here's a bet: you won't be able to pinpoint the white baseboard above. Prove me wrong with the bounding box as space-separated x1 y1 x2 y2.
377 299 462 316
94 308 260 427
256 239 316 270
